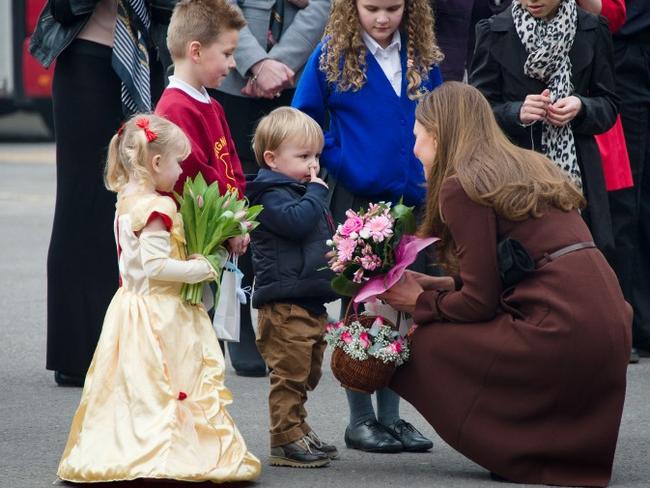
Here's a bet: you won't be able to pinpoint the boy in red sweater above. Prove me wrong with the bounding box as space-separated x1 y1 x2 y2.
156 0 248 253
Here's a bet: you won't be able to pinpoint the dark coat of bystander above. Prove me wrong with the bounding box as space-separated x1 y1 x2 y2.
469 7 619 259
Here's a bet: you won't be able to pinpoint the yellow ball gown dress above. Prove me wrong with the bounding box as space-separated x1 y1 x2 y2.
57 194 261 483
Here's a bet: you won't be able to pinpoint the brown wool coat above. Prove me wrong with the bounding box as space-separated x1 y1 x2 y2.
392 177 631 487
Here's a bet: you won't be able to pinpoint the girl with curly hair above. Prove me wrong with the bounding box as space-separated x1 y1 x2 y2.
292 0 443 454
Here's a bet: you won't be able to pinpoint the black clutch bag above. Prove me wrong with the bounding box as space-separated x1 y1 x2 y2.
497 238 534 289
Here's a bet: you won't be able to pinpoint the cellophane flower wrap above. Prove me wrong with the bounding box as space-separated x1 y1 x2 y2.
176 174 262 304
324 315 410 365
327 201 438 301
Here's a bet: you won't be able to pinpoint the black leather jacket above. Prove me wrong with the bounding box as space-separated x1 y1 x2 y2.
29 0 177 69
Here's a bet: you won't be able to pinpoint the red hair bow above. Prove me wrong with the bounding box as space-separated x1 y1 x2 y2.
117 123 125 137
136 117 158 143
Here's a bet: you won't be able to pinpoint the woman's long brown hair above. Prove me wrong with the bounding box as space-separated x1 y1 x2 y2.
416 82 585 272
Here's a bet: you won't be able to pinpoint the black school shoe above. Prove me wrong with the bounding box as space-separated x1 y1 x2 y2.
384 419 433 452
637 346 650 358
54 371 84 387
269 437 330 468
234 368 267 377
344 420 403 453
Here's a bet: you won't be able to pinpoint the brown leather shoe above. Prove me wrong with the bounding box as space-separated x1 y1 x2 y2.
269 437 330 468
306 430 339 459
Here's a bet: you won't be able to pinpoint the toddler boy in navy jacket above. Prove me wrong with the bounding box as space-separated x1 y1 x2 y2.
248 107 339 468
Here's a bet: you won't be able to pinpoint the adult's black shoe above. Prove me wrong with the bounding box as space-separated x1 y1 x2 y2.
54 371 84 387
344 420 403 453
384 419 433 452
630 348 640 364
234 368 267 377
637 347 650 358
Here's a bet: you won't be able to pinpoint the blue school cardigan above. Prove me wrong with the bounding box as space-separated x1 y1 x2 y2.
292 40 443 207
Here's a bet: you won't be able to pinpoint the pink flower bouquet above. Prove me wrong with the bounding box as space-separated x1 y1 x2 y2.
328 201 438 303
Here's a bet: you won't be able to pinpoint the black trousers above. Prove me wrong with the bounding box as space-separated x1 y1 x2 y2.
610 38 650 349
209 89 295 372
47 40 163 375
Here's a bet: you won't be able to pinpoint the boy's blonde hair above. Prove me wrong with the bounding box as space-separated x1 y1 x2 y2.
320 0 444 100
105 114 191 193
167 0 246 61
252 107 325 169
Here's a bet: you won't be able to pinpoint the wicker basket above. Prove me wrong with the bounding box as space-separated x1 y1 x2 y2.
330 307 400 394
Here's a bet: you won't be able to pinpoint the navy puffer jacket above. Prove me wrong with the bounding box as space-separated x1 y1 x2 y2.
247 169 338 308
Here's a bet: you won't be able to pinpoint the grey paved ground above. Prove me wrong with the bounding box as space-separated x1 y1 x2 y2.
1 139 648 488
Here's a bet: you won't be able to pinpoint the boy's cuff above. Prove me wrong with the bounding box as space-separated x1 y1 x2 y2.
306 182 329 197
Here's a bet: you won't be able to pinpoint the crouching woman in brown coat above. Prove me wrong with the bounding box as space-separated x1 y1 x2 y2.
380 82 631 487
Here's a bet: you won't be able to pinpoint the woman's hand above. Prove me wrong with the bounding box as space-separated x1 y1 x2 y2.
226 235 250 255
377 273 424 315
244 59 295 99
520 89 551 125
546 96 582 127
406 270 455 291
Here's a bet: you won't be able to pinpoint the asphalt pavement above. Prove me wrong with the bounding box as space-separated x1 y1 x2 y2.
1 134 648 488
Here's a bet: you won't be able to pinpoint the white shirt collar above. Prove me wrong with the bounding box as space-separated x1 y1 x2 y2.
167 76 211 104
362 30 401 56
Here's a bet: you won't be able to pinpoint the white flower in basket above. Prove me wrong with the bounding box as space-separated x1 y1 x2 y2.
325 315 410 366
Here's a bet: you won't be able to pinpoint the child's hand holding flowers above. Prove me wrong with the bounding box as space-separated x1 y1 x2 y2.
227 235 250 255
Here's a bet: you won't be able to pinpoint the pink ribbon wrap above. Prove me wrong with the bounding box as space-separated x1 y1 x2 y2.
353 235 439 304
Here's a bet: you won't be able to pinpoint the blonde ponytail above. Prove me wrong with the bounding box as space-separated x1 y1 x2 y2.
105 132 129 192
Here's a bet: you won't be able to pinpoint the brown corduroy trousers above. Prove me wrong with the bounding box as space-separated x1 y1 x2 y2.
256 302 327 447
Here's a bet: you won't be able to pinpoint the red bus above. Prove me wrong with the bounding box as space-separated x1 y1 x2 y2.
0 0 54 134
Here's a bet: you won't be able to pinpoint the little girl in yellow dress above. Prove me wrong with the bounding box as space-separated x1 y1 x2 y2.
57 114 261 483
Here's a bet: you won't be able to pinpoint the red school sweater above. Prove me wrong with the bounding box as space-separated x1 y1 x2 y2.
155 88 246 196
